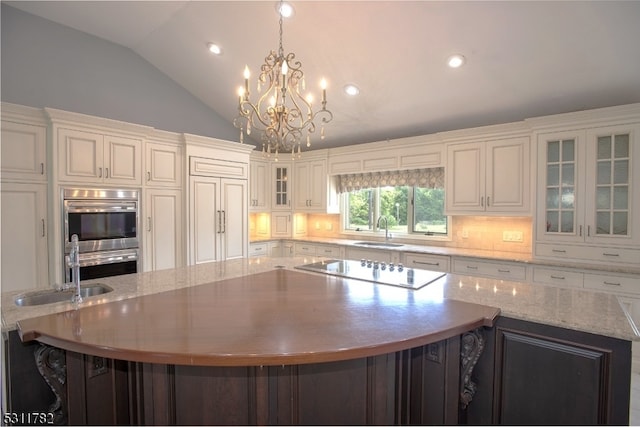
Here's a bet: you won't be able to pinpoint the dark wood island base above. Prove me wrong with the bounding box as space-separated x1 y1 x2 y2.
9 268 633 425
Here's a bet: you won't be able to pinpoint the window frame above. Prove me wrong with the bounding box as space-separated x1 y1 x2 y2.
340 185 451 241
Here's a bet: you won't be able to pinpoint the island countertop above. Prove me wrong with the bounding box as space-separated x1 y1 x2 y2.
5 257 638 366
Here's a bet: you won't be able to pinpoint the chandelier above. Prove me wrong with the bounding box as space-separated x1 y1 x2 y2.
234 1 333 160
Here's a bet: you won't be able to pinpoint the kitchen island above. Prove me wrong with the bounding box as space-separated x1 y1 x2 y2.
3 256 637 425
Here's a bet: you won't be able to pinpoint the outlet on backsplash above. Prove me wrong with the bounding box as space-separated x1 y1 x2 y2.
503 230 524 242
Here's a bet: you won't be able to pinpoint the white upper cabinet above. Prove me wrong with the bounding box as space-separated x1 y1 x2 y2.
249 158 270 212
536 123 640 248
293 158 337 213
57 127 142 185
145 136 182 188
1 120 47 182
271 162 292 210
445 136 530 215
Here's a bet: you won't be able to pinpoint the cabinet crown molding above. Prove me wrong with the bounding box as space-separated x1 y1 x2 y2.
45 107 153 137
1 102 47 126
183 133 255 155
525 102 640 131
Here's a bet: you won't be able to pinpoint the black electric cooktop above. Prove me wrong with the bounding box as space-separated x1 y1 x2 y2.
295 259 446 290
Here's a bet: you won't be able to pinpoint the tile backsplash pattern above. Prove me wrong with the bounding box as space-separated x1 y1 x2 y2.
251 213 532 254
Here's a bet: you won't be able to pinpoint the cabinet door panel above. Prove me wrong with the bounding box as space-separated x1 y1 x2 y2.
145 190 182 271
271 213 291 238
1 121 46 181
221 179 247 260
446 143 484 212
190 178 220 264
105 135 141 184
146 143 181 187
495 327 612 425
1 183 48 291
486 138 529 211
58 128 102 182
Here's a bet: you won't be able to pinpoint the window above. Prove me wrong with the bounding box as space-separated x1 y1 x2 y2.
338 167 447 237
344 185 448 236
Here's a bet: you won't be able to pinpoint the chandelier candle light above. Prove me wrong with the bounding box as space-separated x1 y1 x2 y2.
234 1 333 160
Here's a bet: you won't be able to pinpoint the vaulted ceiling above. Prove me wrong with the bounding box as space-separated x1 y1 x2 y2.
6 1 640 148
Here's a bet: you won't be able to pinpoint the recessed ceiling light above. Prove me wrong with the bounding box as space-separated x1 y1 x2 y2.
344 84 360 96
447 54 465 68
276 1 294 18
207 43 222 55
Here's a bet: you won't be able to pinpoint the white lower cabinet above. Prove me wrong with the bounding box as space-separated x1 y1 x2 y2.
144 189 183 271
452 257 528 282
249 242 269 258
189 177 247 264
403 253 450 273
1 183 49 291
294 242 343 258
345 247 398 264
531 266 584 289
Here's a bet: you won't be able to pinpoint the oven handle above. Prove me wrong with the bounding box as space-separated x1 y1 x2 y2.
69 249 139 268
65 200 137 213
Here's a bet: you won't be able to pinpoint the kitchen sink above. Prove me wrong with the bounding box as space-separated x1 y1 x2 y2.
354 241 404 248
15 283 114 307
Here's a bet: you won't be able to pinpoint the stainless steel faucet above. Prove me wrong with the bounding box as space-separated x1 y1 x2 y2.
377 215 390 240
68 234 82 303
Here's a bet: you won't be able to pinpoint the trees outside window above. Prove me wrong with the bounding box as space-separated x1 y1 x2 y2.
344 186 447 236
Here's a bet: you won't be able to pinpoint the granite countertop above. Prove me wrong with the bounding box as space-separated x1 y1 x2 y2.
3 257 638 342
251 236 640 274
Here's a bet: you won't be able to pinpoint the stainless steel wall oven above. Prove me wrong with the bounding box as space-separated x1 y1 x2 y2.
62 188 140 282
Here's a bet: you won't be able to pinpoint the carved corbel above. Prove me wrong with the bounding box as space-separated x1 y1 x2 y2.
460 328 484 409
34 344 68 425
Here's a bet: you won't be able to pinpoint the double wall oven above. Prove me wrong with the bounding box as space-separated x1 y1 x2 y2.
62 188 140 282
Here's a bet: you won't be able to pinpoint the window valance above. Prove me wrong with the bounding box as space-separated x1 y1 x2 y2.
337 167 444 193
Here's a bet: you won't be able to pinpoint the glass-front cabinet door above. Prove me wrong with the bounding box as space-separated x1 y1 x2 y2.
271 162 291 210
537 130 585 243
537 124 640 246
585 124 639 246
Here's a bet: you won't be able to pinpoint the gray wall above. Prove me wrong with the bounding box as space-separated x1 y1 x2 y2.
1 4 239 142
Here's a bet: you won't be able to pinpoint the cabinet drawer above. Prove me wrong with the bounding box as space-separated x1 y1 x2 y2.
452 258 527 281
532 267 584 289
404 253 450 273
295 243 316 255
536 243 640 265
584 273 640 296
315 245 342 258
249 243 268 257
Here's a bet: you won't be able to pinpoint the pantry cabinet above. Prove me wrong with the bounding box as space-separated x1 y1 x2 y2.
445 136 530 215
534 122 640 265
186 138 253 265
1 183 49 291
56 127 143 186
143 189 183 271
1 105 50 291
189 176 247 264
